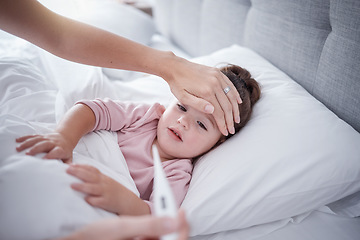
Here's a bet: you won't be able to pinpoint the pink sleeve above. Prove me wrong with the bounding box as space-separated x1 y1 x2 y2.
76 98 158 131
148 160 193 213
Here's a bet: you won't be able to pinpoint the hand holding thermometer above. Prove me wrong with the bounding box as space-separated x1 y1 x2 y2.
152 145 178 240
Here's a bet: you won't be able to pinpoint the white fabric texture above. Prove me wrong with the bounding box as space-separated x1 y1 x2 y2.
0 35 360 240
0 55 137 240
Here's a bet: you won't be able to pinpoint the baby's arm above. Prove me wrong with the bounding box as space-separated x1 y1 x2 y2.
67 164 151 215
16 104 95 163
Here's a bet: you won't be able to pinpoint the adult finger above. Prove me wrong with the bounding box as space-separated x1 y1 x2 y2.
214 87 234 135
221 73 241 124
208 94 229 136
119 216 179 239
58 215 179 240
197 76 231 136
226 88 241 124
217 72 242 130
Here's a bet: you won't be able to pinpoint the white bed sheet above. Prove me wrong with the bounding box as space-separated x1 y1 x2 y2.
191 210 360 240
0 35 359 240
255 211 360 240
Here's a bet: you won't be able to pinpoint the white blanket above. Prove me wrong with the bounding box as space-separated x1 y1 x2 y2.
1 37 360 240
0 47 141 239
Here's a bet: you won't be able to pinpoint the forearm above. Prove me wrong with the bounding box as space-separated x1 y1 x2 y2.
55 19 177 79
0 0 180 82
113 185 151 216
62 27 180 82
56 104 95 150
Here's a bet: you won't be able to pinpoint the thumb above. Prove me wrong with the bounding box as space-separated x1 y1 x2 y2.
44 146 69 161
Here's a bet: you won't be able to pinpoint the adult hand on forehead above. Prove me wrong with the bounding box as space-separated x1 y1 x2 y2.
164 58 242 136
0 0 241 136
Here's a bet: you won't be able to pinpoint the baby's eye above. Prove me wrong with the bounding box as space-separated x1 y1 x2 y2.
197 121 207 130
177 104 187 112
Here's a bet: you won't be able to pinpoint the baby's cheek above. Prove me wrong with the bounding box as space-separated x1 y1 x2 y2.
186 136 208 156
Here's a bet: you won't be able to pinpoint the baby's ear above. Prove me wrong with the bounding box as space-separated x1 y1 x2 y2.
156 104 166 116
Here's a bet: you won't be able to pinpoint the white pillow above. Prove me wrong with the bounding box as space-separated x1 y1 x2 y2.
179 45 360 236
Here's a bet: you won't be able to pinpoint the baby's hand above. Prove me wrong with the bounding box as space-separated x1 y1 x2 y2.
67 164 128 215
16 133 73 163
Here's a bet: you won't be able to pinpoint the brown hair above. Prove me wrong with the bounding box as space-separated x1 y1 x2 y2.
193 64 261 161
216 64 261 145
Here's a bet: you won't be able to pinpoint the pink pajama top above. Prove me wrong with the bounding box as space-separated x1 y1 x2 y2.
77 98 193 212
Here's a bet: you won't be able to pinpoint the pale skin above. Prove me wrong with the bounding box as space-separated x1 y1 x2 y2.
16 101 223 216
0 0 242 136
58 209 189 240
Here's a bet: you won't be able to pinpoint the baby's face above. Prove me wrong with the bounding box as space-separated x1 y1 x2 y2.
156 101 222 160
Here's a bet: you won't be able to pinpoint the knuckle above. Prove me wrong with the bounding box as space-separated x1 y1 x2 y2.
89 185 97 193
201 87 213 98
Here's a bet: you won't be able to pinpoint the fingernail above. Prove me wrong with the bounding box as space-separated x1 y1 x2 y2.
204 104 214 114
237 96 243 104
235 115 240 123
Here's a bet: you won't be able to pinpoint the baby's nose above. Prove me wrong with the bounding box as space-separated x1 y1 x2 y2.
177 116 189 128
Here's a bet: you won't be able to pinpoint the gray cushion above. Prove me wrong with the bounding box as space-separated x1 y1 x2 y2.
243 0 331 92
199 0 251 56
313 0 360 132
171 0 203 56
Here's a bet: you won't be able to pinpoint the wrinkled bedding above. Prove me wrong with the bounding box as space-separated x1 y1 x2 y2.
0 38 172 239
1 37 360 240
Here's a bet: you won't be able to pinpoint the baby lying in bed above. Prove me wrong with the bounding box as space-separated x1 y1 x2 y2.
16 64 261 216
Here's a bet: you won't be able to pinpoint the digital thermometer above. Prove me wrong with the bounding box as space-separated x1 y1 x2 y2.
152 145 178 240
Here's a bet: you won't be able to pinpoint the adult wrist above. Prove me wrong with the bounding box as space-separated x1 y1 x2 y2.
155 50 180 83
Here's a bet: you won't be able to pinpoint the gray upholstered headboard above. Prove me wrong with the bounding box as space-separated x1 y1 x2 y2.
153 0 360 132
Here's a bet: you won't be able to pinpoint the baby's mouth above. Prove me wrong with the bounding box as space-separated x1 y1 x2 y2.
169 128 182 141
